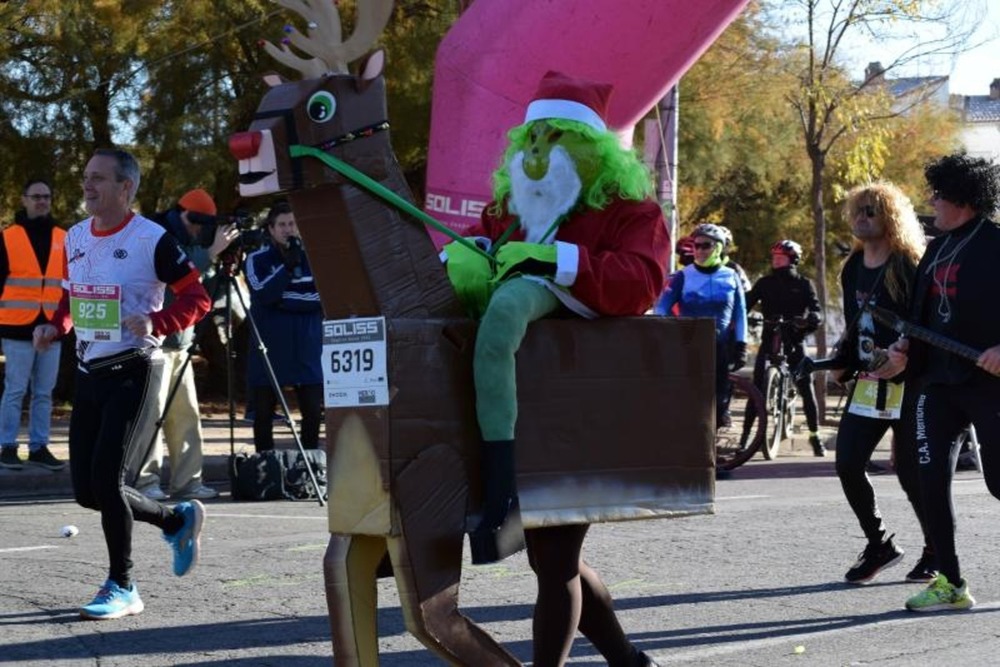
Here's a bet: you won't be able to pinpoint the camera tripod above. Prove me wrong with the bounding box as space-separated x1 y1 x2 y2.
147 253 326 507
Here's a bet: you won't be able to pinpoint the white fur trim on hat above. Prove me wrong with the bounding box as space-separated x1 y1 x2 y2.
524 99 607 132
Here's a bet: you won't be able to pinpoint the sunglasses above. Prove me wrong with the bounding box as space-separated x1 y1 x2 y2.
693 242 716 250
26 194 52 201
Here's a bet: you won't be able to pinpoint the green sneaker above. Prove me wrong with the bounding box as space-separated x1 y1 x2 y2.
905 573 975 612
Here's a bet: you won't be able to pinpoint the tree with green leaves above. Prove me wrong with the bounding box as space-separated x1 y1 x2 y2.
772 0 984 362
0 1 460 224
676 2 813 279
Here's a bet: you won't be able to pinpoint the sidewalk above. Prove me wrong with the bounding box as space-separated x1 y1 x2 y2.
0 393 886 500
0 412 318 499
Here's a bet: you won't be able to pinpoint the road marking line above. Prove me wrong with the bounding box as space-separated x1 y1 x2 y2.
0 545 58 553
208 512 327 521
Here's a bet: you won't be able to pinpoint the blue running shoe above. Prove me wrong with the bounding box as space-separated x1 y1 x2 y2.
163 499 205 576
80 580 144 620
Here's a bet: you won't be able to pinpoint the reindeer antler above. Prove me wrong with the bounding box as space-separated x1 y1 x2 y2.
262 0 394 77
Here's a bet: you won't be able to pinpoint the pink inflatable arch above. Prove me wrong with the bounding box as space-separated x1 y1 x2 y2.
423 0 750 245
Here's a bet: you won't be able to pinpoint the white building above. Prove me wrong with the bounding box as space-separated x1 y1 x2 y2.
865 62 1000 162
954 78 1000 162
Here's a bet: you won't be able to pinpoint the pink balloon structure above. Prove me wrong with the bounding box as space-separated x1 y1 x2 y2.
423 0 750 246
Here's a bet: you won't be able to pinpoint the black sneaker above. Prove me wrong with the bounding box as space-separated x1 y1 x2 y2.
0 447 23 470
845 534 904 585
809 434 826 457
905 546 937 583
26 446 66 471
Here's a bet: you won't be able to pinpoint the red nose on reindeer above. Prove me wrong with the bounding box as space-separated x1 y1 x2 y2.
229 132 262 160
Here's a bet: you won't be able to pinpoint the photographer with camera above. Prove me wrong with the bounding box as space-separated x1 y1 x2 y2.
827 182 933 587
244 201 323 454
134 188 238 501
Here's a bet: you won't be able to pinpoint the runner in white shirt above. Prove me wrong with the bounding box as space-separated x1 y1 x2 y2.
33 149 211 621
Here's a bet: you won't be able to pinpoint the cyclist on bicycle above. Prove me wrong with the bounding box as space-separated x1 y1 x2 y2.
745 239 825 456
656 223 747 429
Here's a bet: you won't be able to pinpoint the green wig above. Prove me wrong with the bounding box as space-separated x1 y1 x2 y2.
489 119 654 215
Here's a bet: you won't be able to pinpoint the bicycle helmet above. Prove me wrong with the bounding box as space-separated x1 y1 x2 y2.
771 239 803 264
717 225 734 249
675 236 696 256
692 223 727 246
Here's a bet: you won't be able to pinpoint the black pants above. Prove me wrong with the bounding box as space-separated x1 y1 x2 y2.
915 380 1000 584
750 339 819 433
835 383 927 546
252 383 323 452
69 356 176 587
525 524 638 667
716 340 732 426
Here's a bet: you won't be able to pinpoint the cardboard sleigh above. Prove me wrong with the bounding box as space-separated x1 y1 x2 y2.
230 2 715 663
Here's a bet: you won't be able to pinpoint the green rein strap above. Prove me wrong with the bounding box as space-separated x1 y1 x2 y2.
289 144 494 264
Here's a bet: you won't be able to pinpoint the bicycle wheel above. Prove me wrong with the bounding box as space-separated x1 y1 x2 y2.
716 373 767 471
782 386 797 440
761 366 783 460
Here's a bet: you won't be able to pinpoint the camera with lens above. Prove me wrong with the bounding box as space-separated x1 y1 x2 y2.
187 209 265 252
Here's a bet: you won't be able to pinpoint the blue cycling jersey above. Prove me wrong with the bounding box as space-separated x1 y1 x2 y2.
655 263 747 343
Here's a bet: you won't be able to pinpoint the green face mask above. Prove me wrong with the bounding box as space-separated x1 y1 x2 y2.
521 121 600 186
694 243 723 268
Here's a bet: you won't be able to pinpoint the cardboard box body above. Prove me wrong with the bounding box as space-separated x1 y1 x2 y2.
326 316 715 534
285 173 713 538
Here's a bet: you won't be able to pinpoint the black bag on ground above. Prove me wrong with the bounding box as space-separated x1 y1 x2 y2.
228 449 327 501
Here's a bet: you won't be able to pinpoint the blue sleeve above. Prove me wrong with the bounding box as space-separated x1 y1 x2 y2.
733 278 747 343
654 270 683 316
245 246 290 307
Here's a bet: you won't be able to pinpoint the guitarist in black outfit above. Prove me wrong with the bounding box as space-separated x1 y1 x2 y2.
829 183 933 587
879 153 1000 613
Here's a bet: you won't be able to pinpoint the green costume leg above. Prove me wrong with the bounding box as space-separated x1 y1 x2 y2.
470 278 560 564
474 277 560 440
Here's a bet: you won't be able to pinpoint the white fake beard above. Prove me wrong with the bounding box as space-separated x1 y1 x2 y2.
508 146 582 244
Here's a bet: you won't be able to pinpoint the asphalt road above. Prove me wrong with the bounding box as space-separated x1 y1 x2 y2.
1 454 997 666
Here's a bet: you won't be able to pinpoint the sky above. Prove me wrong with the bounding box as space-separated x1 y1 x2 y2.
840 0 1000 96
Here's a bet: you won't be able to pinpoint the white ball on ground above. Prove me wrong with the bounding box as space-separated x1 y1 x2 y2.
61 525 79 538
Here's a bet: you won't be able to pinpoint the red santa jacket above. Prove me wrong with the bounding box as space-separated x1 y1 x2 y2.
468 197 670 316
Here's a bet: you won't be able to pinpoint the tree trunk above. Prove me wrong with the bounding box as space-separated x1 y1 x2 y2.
808 146 829 423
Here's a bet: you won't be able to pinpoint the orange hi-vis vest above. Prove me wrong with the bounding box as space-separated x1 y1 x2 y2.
0 224 66 325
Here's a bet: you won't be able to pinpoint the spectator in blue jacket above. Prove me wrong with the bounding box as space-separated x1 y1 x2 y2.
244 202 323 453
656 223 747 428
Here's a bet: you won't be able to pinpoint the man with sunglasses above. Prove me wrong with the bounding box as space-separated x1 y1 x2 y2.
877 153 1000 612
0 178 66 471
828 182 933 588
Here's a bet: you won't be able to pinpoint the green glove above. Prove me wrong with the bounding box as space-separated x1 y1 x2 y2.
492 241 557 284
443 240 493 318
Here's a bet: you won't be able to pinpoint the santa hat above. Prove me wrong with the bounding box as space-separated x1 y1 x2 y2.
178 188 217 216
523 70 613 132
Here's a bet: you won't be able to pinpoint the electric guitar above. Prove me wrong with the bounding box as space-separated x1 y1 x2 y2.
867 305 983 364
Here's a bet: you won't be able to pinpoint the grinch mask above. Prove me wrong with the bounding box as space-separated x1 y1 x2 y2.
521 120 600 186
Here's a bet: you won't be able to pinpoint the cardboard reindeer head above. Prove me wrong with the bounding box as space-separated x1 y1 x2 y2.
230 0 395 196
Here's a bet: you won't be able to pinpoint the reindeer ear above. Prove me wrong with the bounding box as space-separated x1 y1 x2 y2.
262 72 287 88
355 49 385 92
